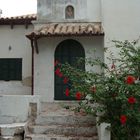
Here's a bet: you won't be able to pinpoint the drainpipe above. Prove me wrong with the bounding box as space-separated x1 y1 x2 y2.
31 39 34 95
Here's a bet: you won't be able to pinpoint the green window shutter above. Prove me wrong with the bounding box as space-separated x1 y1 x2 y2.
0 58 22 81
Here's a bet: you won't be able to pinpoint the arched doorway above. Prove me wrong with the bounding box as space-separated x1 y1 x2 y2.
54 39 85 100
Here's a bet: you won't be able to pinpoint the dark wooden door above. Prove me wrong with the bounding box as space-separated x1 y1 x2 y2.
54 39 85 100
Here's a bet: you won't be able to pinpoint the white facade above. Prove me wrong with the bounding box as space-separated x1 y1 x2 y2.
37 0 101 22
0 25 33 95
34 37 104 102
101 0 140 65
0 0 139 98
0 2 140 137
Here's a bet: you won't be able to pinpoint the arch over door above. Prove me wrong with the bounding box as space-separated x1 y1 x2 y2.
54 39 85 100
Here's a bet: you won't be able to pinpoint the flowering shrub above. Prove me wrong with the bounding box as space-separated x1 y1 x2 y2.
55 40 140 140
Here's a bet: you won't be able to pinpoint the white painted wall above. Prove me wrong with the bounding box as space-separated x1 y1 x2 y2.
0 95 40 124
0 2 140 138
87 0 101 22
101 0 140 64
36 0 101 23
0 25 33 95
34 37 104 102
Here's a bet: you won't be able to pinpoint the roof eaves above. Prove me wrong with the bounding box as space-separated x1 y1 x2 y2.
0 14 37 25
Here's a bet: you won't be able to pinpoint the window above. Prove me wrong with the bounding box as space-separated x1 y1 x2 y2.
0 58 22 81
65 5 74 19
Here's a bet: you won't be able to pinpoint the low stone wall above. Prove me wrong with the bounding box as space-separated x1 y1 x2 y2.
0 95 40 124
0 123 26 140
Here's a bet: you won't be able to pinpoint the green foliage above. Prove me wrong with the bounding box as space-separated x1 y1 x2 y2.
61 40 140 140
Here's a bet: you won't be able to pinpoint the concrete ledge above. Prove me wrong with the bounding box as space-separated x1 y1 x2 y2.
0 95 40 124
0 123 26 136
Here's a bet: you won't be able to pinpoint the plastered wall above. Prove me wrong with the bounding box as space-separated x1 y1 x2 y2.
0 25 33 95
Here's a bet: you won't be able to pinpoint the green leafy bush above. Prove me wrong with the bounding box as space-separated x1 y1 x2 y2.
55 40 140 140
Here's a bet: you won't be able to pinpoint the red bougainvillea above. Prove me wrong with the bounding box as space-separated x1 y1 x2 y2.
120 115 127 125
55 68 60 75
76 92 82 100
65 88 70 97
57 40 140 139
55 68 63 77
63 77 69 84
128 96 136 104
126 75 135 84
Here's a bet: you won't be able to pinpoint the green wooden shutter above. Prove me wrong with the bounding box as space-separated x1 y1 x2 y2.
0 58 22 81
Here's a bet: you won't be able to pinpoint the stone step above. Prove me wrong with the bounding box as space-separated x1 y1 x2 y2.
25 134 98 140
41 102 79 113
0 135 22 140
29 125 97 137
25 102 98 140
0 123 26 136
35 115 96 126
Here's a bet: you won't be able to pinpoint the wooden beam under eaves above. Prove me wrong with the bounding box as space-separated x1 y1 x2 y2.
30 39 39 54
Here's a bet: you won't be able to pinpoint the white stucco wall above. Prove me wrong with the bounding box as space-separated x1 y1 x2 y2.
101 0 140 64
87 0 101 22
0 95 40 124
34 37 104 102
36 0 101 23
0 25 33 95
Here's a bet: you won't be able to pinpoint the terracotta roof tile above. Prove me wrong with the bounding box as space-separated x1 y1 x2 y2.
0 14 36 20
0 14 36 25
27 22 104 38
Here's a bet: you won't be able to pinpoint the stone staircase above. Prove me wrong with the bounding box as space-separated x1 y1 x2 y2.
25 102 98 140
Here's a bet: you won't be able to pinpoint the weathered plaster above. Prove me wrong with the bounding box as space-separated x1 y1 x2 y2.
101 0 140 65
0 25 33 95
37 0 88 22
34 36 104 102
22 77 32 87
0 95 40 124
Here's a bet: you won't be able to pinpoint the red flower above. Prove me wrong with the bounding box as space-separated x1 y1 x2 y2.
55 68 63 77
65 88 69 96
128 97 136 104
63 77 69 84
120 115 127 125
126 75 135 84
76 92 82 100
58 72 63 77
55 68 60 75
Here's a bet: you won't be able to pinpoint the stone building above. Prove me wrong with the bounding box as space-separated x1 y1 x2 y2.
0 0 140 140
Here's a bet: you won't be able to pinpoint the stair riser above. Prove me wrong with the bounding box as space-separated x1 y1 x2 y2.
30 126 97 136
0 136 22 140
36 116 96 126
41 102 79 112
25 135 98 140
25 102 98 140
